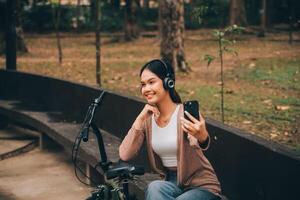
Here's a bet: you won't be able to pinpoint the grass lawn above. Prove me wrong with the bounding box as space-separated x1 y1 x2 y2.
0 29 299 153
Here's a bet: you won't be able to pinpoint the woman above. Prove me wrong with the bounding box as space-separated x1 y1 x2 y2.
119 59 221 200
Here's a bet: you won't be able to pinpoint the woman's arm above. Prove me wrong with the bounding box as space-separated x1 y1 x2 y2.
119 104 159 161
181 112 210 150
119 125 145 161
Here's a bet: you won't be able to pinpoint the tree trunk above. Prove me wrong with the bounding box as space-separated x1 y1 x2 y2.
16 27 28 53
32 0 37 8
112 0 120 9
16 0 28 53
5 0 17 70
95 0 101 87
76 0 81 31
52 0 63 64
160 0 188 72
0 32 4 55
259 0 267 37
0 1 6 55
229 0 247 26
288 0 295 44
143 0 149 9
124 0 139 41
0 0 28 55
90 0 95 22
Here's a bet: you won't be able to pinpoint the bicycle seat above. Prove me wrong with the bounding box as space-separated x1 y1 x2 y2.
106 160 144 180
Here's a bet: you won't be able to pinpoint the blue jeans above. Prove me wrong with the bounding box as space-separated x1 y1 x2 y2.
145 171 220 200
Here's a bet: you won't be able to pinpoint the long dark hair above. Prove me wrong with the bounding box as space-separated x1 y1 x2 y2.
140 59 182 103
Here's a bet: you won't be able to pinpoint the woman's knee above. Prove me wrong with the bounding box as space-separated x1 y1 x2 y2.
145 180 180 199
146 180 168 193
176 187 218 200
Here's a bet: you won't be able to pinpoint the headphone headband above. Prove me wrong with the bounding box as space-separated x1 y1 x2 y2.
155 59 172 78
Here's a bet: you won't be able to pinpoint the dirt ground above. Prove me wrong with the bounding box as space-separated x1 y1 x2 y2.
0 126 91 200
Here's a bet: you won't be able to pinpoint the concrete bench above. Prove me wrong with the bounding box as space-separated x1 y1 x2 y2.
1 69 300 200
0 70 159 199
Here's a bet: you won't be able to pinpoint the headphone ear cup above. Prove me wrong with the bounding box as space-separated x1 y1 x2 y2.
164 77 175 90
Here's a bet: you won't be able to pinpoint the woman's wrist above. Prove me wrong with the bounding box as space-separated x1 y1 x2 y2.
196 129 209 143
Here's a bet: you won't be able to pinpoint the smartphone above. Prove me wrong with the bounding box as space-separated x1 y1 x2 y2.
184 101 200 121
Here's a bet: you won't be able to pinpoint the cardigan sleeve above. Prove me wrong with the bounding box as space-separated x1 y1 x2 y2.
198 134 210 151
119 125 145 161
187 133 210 151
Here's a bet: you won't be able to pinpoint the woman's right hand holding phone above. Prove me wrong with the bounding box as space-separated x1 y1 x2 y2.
132 104 160 130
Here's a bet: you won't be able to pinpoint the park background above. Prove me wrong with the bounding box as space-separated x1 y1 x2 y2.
0 0 299 153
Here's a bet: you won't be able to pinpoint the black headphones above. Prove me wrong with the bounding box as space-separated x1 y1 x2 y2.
156 59 175 90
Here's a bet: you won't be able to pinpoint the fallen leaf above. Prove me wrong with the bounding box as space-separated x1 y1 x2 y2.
270 133 278 139
248 62 256 68
275 105 290 111
263 99 272 105
188 90 195 95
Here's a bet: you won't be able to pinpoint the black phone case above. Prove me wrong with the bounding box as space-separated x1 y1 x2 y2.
184 101 200 121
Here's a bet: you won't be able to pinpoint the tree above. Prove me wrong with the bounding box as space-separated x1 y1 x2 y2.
257 0 267 37
3 0 28 69
95 0 101 86
4 0 17 70
203 26 243 123
51 0 63 64
124 0 140 41
160 0 189 72
112 0 120 9
229 0 247 26
143 0 150 9
76 0 82 31
194 5 243 122
0 1 6 55
1 0 28 56
15 0 28 53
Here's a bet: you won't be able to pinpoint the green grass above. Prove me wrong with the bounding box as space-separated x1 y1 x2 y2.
163 56 300 150
219 57 300 148
238 58 300 90
228 58 300 125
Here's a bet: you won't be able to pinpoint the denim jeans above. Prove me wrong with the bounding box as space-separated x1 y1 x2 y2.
145 170 220 200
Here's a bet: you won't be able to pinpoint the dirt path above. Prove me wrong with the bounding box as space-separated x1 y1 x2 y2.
0 127 91 200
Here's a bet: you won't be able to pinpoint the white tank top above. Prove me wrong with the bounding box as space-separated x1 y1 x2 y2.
151 105 179 167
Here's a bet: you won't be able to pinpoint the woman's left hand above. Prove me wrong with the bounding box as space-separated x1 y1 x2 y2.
180 111 208 143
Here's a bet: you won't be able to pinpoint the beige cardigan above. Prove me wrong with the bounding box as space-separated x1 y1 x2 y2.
119 104 221 195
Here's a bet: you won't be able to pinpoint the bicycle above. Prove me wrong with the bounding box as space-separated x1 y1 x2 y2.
72 91 145 200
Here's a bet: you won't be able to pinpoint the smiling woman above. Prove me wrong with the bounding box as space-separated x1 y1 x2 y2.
119 59 223 200
140 59 182 105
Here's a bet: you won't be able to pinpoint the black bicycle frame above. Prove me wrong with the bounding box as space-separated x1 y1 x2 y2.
81 91 132 200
